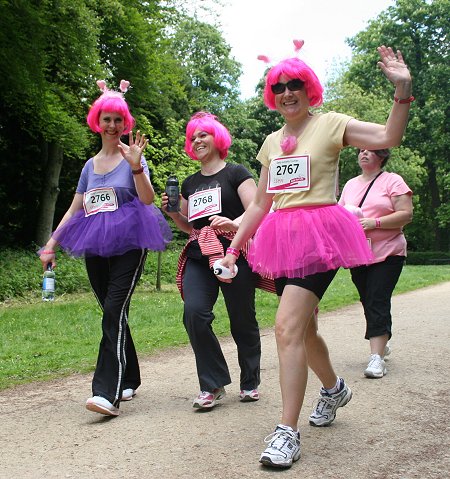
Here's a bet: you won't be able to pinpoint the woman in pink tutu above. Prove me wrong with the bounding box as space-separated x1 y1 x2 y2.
39 80 172 416
221 44 413 468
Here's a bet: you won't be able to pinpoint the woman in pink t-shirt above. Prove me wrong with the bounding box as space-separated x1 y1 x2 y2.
339 148 413 378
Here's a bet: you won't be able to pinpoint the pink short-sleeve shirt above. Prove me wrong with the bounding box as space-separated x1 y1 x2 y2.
339 172 412 263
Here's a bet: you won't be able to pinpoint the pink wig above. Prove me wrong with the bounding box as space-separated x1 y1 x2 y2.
263 57 323 110
184 112 232 160
86 90 135 134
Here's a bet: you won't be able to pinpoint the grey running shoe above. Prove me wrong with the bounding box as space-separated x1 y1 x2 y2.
309 378 352 427
259 424 301 468
364 354 387 378
193 387 226 409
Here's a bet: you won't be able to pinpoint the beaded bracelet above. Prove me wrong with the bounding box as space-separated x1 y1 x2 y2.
394 95 415 104
375 218 381 228
226 247 240 258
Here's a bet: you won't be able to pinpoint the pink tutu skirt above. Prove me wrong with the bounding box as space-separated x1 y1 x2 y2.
248 204 373 279
53 198 172 257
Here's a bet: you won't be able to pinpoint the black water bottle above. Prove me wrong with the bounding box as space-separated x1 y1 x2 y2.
165 175 180 213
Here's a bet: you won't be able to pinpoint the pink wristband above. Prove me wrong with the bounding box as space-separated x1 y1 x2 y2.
394 95 415 104
375 218 381 228
42 250 55 254
226 247 240 258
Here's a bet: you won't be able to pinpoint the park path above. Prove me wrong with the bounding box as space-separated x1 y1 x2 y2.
1 282 449 479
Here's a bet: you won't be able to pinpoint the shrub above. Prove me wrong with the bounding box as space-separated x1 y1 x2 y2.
406 251 450 265
0 242 184 303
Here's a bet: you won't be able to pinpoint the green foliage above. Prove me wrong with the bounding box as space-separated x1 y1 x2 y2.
169 16 242 113
137 116 198 201
406 251 450 265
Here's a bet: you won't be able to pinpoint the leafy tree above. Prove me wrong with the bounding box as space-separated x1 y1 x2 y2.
169 16 242 113
0 0 102 246
343 0 449 250
95 0 191 128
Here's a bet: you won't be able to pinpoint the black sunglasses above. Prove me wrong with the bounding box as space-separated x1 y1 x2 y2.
271 79 304 95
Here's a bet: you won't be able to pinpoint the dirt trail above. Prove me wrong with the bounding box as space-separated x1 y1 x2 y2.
1 283 449 479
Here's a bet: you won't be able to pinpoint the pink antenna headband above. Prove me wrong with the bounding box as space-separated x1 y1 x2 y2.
96 79 131 93
257 39 305 65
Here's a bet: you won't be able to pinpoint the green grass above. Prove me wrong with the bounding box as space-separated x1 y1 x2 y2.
1 265 449 391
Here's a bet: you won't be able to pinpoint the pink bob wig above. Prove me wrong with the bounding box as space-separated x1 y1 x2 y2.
184 112 232 160
86 91 135 134
263 57 323 110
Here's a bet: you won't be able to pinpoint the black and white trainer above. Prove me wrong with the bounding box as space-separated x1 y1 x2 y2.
309 377 352 427
259 424 301 468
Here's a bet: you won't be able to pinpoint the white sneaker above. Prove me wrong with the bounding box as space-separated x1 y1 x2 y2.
239 389 259 402
121 388 136 401
86 396 119 416
383 342 392 360
259 424 301 468
364 354 387 378
309 378 352 427
193 387 226 409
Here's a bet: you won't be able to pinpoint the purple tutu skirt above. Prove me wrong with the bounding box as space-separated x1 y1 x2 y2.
53 198 173 257
248 204 373 279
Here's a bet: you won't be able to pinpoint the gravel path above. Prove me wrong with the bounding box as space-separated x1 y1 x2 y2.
1 282 449 479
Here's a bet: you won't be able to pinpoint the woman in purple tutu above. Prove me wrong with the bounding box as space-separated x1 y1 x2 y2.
220 44 413 468
39 80 172 416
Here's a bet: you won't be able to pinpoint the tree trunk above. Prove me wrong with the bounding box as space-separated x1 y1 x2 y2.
35 141 64 246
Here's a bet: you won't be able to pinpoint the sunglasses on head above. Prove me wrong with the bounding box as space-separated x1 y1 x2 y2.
271 79 304 95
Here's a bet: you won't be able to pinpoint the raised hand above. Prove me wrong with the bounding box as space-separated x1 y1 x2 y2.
377 46 412 86
118 130 148 169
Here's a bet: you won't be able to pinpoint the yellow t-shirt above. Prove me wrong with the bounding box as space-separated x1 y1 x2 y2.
257 112 353 210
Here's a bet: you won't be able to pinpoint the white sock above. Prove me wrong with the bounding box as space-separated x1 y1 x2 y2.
324 377 341 395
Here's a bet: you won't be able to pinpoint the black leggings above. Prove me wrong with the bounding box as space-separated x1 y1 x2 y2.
182 254 261 391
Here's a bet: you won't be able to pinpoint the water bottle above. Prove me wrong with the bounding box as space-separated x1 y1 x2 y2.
42 264 55 301
344 204 364 218
213 259 238 279
165 175 180 212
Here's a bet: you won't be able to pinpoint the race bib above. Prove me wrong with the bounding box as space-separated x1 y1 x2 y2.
267 155 310 193
188 187 222 221
83 187 118 216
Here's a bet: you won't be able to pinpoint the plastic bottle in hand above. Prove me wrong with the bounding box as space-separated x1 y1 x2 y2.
344 204 364 218
213 259 238 279
42 264 55 301
165 175 180 212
